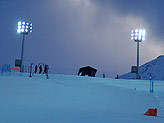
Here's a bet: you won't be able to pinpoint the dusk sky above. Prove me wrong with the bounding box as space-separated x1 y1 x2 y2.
1 0 164 77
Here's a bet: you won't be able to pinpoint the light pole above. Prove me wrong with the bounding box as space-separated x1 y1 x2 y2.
17 21 33 72
131 29 146 79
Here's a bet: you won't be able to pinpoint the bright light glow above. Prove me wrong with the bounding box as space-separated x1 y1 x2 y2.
131 29 146 42
135 29 138 33
21 29 24 32
142 30 146 36
139 34 142 37
17 29 21 33
139 36 141 40
17 21 33 34
25 29 28 32
18 21 21 25
142 30 146 33
139 29 142 33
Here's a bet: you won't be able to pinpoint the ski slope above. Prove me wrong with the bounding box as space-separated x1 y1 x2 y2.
0 74 164 123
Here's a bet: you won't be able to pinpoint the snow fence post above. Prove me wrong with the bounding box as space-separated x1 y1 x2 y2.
149 75 154 93
150 79 151 92
152 80 154 93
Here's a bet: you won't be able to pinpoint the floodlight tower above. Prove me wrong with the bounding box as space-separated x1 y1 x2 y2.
131 29 146 79
17 21 33 72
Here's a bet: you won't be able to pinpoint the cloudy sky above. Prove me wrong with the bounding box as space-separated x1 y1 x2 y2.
0 0 164 77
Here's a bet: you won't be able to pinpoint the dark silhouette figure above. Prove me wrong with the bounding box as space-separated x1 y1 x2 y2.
115 74 119 79
31 65 38 77
43 64 49 79
103 73 105 78
39 65 42 74
34 65 37 73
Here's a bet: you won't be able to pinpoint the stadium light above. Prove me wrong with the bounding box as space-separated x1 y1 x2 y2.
131 29 146 42
131 29 146 79
17 21 33 72
17 21 33 35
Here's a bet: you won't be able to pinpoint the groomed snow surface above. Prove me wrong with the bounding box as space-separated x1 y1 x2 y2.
0 73 164 123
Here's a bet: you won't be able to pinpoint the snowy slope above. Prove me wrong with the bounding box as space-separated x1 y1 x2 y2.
0 74 164 123
119 55 164 80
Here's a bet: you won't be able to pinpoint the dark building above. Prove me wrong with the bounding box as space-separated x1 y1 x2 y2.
78 66 97 77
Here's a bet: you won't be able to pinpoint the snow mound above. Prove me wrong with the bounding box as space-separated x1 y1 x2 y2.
119 55 164 80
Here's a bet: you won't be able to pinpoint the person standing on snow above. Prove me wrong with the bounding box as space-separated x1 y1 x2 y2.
103 73 105 78
42 63 49 79
115 74 119 79
31 65 38 77
39 64 42 74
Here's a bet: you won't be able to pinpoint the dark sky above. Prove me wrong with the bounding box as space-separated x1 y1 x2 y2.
1 0 164 77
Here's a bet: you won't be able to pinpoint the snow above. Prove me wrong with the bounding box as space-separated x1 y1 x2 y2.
119 55 164 80
0 73 164 123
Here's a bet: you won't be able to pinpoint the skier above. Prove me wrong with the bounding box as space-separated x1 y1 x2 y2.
39 64 42 74
31 65 38 77
42 63 49 79
103 73 105 78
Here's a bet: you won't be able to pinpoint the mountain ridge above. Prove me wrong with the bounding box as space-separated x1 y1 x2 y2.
119 55 164 80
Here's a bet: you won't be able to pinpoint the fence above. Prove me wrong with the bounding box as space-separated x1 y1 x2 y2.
0 64 30 76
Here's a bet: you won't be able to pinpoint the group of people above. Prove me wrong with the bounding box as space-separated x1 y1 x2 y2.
31 63 49 79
